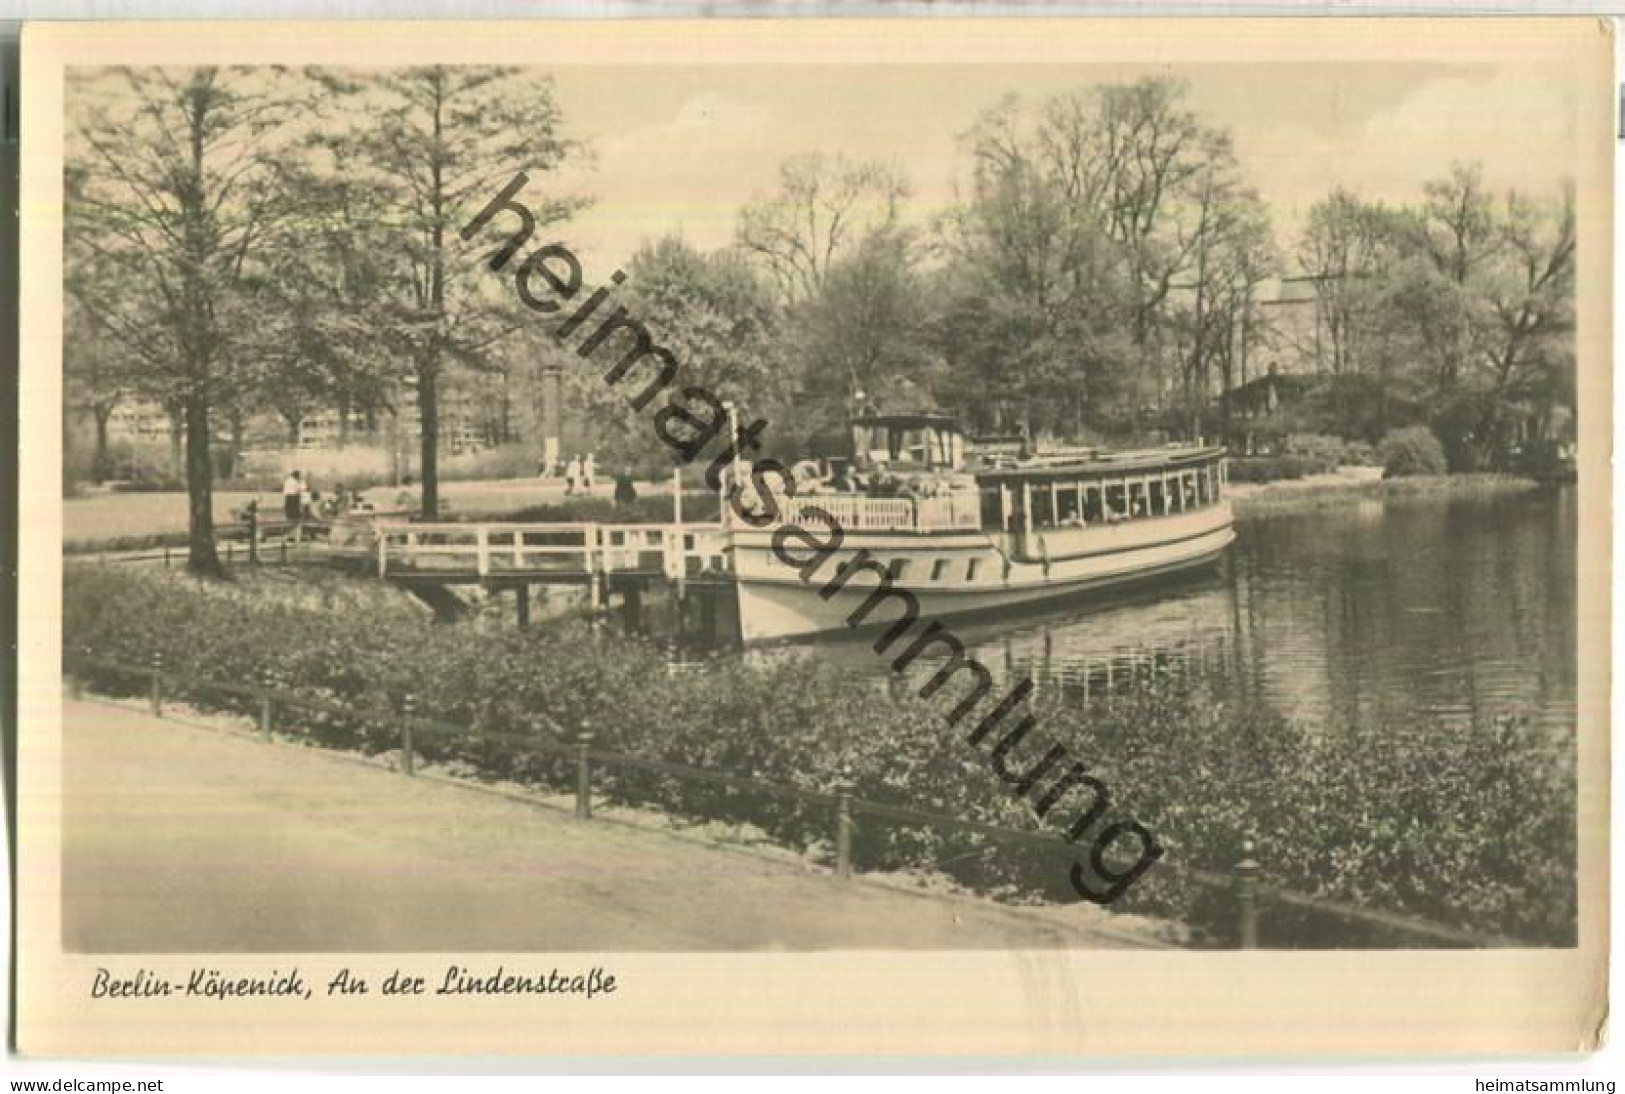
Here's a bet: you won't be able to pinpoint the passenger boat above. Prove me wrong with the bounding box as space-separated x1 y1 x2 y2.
725 412 1235 644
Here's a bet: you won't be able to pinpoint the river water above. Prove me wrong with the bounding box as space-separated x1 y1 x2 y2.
766 486 1579 743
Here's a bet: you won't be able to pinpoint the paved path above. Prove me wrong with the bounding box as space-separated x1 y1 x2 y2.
62 700 1167 952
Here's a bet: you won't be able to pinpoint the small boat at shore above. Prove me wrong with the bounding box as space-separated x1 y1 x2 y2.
726 412 1236 643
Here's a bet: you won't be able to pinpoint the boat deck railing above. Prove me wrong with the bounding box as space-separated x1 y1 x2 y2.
740 492 982 534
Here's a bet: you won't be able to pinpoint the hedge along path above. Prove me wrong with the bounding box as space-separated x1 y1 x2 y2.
66 697 1161 953
65 651 1519 950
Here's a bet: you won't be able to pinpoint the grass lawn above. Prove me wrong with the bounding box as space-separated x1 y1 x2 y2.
63 477 683 545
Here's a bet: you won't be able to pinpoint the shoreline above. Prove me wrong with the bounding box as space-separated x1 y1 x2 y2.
1227 468 1543 517
65 467 1548 552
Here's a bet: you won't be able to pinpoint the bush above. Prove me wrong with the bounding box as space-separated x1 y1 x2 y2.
1379 426 1448 478
62 566 1575 946
1226 455 1331 484
1279 432 1379 468
89 440 186 491
440 444 546 483
1280 433 1345 462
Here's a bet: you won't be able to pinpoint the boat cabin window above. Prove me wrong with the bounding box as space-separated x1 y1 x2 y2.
1032 483 1056 528
1083 485 1104 524
976 455 1223 533
980 486 1003 529
1105 483 1127 521
853 416 963 471
1128 480 1147 518
1056 484 1080 524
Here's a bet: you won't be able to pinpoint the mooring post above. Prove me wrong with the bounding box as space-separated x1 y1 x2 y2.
248 504 260 566
399 694 416 777
835 786 855 881
148 652 164 717
163 546 171 568
1235 837 1261 950
515 583 531 628
258 670 275 741
575 730 595 820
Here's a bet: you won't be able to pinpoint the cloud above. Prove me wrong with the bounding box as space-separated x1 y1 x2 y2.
558 92 776 266
1353 65 1576 200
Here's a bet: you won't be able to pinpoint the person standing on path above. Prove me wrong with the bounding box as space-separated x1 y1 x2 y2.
564 454 582 496
282 471 302 521
613 469 638 509
582 452 596 493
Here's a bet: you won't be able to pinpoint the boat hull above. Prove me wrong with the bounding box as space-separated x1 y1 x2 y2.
730 504 1235 643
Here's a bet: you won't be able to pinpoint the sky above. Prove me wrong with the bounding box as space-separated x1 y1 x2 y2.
538 59 1580 274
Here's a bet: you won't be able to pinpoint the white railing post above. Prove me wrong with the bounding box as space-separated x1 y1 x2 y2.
377 529 389 577
476 527 489 578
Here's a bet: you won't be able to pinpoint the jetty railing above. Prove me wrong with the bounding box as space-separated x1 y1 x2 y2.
375 521 731 581
65 651 1523 951
64 513 327 566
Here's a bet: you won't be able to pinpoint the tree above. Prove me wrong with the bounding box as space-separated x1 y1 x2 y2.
250 159 402 452
1293 165 1575 466
331 66 586 517
939 115 1135 438
569 237 788 470
792 231 943 432
1169 156 1274 442
939 77 1258 441
65 67 313 574
63 258 135 483
737 153 908 306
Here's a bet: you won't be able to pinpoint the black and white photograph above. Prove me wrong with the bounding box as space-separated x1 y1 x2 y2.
14 14 1611 1058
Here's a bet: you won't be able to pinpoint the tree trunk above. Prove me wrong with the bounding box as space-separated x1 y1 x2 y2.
92 404 113 484
285 413 303 447
418 365 439 518
421 74 447 519
185 391 223 576
225 409 244 481
168 403 185 477
337 392 351 449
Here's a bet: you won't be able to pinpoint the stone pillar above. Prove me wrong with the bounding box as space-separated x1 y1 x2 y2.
540 365 563 475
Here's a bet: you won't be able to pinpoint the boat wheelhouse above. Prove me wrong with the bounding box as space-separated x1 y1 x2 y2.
726 413 1235 643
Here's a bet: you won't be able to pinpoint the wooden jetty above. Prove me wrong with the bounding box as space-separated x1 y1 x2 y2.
353 520 737 637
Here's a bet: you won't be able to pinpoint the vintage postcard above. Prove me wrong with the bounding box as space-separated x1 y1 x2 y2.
14 16 1612 1057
